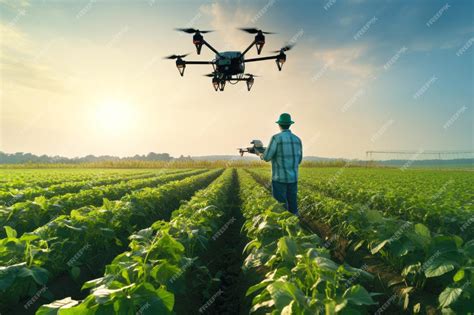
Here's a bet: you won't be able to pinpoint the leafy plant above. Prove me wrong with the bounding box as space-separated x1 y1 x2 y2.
0 170 221 313
37 169 235 314
0 169 204 237
238 170 376 314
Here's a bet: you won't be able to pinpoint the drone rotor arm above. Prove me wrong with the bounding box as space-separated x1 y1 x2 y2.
241 40 256 57
184 60 215 65
244 54 280 62
201 39 223 57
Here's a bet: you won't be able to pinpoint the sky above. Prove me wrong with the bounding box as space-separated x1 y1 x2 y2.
0 0 473 159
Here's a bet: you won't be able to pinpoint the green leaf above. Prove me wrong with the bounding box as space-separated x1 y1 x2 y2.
267 279 306 310
92 284 134 304
453 269 464 282
390 240 413 257
438 287 462 308
365 209 384 223
343 285 376 306
0 265 18 290
424 262 455 278
129 228 154 241
353 240 365 251
325 300 336 314
463 240 474 257
18 266 49 285
82 277 105 290
371 240 389 254
152 232 184 263
246 280 272 296
414 223 430 239
413 303 421 313
154 287 175 312
4 225 17 238
21 233 40 242
150 261 181 284
314 256 339 271
36 297 80 315
282 300 295 315
277 237 297 263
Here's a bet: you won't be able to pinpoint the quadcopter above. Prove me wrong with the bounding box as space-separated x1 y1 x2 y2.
165 27 294 91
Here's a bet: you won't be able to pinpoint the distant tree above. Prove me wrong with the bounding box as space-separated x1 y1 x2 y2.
0 151 179 164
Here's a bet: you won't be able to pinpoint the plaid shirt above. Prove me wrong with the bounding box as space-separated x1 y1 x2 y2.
262 130 303 183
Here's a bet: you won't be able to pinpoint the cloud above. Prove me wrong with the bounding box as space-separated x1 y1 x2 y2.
0 23 30 55
0 54 64 93
0 23 64 93
313 44 375 80
200 2 263 49
0 0 30 10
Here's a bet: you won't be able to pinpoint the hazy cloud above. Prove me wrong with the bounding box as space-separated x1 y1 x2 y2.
200 2 255 49
0 0 30 10
0 23 64 93
313 44 375 80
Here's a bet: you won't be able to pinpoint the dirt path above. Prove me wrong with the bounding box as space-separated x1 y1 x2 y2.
204 173 250 315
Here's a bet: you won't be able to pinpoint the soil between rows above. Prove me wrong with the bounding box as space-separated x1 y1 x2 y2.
174 171 251 315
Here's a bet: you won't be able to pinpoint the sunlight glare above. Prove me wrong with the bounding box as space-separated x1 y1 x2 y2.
95 100 135 134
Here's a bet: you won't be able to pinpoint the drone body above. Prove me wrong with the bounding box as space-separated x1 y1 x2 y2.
215 51 245 76
165 28 293 91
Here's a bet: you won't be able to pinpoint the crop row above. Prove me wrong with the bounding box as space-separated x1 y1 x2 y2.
36 169 235 314
0 169 147 190
0 169 222 313
300 168 473 208
0 171 171 206
298 190 473 314
298 168 473 236
238 170 377 314
248 170 473 314
0 169 204 237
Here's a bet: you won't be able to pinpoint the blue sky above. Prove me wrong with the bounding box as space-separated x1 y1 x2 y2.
0 0 472 158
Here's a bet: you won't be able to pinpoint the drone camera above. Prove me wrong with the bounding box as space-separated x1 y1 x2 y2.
246 76 254 91
219 80 226 91
212 77 219 91
276 53 286 71
176 59 186 76
193 33 204 54
255 33 265 55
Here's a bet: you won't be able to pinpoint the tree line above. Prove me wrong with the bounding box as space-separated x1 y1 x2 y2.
0 152 193 164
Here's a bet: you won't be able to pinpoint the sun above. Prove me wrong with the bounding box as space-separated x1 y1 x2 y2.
95 100 135 134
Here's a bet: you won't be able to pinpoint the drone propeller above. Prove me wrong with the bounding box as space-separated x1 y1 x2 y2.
176 28 213 34
204 71 224 77
272 44 294 53
239 27 274 34
164 53 189 60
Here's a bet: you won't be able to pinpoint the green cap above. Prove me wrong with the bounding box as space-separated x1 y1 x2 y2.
276 113 294 125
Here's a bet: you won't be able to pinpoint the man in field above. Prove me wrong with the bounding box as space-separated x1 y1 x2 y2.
259 113 303 215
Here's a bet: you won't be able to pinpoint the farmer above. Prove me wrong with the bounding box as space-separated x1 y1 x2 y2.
259 113 303 215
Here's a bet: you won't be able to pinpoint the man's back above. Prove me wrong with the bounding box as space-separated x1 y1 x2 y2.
262 129 302 183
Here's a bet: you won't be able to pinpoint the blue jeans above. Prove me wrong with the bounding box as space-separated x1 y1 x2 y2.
272 181 298 215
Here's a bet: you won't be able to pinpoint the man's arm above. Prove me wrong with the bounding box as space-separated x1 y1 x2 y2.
261 136 277 162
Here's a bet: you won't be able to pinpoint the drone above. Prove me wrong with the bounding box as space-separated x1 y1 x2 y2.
165 27 294 91
238 140 266 157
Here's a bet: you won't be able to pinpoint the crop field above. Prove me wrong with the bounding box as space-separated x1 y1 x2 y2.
0 167 472 315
